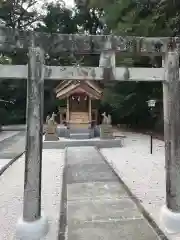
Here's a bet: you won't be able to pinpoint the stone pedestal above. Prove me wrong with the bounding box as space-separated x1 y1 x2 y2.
44 124 59 141
100 124 113 139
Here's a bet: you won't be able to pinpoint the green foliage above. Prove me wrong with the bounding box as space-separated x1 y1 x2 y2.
56 99 66 107
89 0 171 130
73 6 104 34
0 0 177 131
37 2 77 34
0 1 76 124
0 0 39 29
0 0 40 124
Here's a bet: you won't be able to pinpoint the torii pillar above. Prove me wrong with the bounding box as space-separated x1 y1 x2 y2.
16 41 49 239
160 46 180 234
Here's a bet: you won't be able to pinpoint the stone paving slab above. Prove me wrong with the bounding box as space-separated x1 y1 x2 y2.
67 217 160 240
67 182 128 200
67 163 117 184
68 198 142 224
64 146 161 240
66 147 103 165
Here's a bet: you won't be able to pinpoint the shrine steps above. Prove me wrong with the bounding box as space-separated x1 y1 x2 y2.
69 126 90 134
70 132 90 139
56 124 100 139
69 127 92 139
68 123 92 139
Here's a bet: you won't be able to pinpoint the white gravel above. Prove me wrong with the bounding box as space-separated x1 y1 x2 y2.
1 130 180 239
100 131 180 240
0 159 11 170
0 149 65 240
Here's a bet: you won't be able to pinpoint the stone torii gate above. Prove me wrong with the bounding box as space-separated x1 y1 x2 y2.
0 25 179 238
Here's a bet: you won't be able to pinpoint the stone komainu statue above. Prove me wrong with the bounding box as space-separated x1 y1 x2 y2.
46 115 50 124
107 114 112 125
102 112 112 125
46 112 57 126
51 112 56 123
44 113 59 141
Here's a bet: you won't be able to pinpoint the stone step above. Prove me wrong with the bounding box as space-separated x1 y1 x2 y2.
70 133 90 139
69 128 90 134
69 123 90 129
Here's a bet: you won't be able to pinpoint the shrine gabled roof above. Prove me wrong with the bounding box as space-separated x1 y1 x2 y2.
86 80 102 94
55 80 72 93
55 80 102 99
56 81 102 100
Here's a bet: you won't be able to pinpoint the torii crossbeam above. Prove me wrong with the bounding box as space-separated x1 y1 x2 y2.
0 65 164 81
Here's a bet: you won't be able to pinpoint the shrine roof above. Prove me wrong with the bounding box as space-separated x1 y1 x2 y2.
55 80 102 99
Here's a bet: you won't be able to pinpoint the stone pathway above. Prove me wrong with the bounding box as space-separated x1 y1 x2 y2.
100 131 174 239
63 146 161 240
0 131 25 157
0 131 19 142
0 131 25 173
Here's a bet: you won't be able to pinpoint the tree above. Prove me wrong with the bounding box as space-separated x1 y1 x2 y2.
37 1 78 66
36 2 79 118
37 2 77 34
0 0 41 124
87 0 165 130
0 0 40 29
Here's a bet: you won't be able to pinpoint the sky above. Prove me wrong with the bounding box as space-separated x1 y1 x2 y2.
34 0 75 14
45 0 75 8
65 0 75 7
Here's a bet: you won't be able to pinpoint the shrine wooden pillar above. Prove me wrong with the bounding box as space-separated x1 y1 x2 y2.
58 107 62 124
59 113 62 124
89 97 92 123
66 96 70 122
95 109 98 124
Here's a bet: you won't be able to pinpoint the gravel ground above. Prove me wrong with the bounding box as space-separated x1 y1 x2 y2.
100 131 180 240
0 149 65 240
0 129 174 239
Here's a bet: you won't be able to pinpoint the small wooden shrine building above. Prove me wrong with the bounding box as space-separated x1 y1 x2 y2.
55 80 102 127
